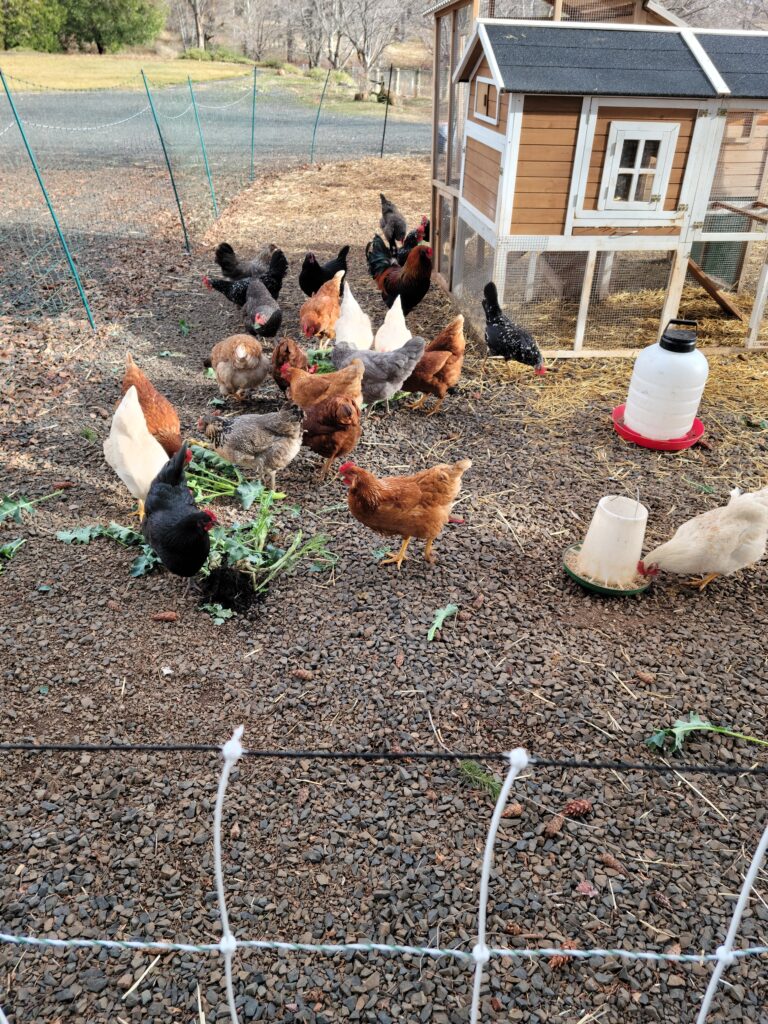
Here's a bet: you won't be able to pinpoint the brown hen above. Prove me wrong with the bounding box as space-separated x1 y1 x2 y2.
282 359 364 411
121 352 182 456
302 396 362 481
299 270 343 341
402 315 465 416
272 337 309 393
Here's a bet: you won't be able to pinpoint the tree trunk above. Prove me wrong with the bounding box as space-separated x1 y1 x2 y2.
190 0 205 49
286 25 294 62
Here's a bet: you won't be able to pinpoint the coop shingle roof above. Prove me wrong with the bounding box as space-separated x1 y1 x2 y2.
482 23 716 97
694 32 768 99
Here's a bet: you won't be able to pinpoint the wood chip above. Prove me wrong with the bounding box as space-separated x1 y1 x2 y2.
151 611 178 622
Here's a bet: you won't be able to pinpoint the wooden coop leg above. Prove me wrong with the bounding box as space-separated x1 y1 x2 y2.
573 250 597 352
596 252 614 301
747 260 768 348
524 252 539 303
658 247 690 337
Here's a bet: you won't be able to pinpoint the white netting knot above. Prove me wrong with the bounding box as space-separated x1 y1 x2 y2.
472 942 490 966
222 726 244 764
715 945 736 965
219 933 237 956
507 748 529 772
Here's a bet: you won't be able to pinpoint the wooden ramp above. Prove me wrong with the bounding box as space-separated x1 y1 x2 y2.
687 259 746 321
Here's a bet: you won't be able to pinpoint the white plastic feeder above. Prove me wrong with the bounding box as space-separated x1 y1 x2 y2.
575 495 649 589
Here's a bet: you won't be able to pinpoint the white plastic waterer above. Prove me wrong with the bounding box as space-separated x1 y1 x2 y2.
576 495 649 589
623 319 708 441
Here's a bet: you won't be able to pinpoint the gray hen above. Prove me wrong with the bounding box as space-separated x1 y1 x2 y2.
331 337 425 413
198 406 304 491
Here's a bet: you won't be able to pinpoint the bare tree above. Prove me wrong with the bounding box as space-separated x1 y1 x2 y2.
341 0 402 74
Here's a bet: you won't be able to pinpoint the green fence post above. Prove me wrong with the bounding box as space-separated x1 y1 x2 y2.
188 76 218 219
309 68 332 165
0 68 96 330
380 64 393 158
142 70 191 252
250 66 257 182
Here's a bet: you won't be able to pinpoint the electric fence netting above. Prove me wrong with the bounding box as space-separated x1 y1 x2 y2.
0 68 430 328
0 734 766 1022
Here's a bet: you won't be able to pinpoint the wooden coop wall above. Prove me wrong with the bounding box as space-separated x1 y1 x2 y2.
510 96 582 234
462 136 502 221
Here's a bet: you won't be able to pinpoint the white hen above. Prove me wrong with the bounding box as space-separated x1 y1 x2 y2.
373 295 411 352
104 386 169 513
639 488 768 589
334 282 373 350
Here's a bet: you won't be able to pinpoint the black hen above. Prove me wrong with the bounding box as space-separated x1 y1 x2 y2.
379 193 407 254
203 275 249 307
299 245 350 297
215 241 274 280
208 246 288 301
141 445 217 577
244 277 282 337
481 282 545 375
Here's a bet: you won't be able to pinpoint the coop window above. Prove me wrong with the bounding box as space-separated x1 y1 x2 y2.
474 76 499 125
599 122 679 214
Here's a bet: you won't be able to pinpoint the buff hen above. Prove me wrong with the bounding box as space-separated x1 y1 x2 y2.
209 334 271 399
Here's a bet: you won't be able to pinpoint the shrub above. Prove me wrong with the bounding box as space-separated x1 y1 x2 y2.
180 47 212 61
209 45 251 64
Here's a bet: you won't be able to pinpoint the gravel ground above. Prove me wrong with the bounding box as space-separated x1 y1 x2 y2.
1 156 767 1024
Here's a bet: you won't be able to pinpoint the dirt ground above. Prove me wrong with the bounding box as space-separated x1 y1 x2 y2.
0 156 767 1024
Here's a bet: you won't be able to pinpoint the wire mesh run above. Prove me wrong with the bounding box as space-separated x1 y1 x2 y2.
584 250 674 349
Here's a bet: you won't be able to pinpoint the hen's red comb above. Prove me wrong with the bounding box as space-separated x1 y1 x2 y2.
202 275 212 290
184 448 193 463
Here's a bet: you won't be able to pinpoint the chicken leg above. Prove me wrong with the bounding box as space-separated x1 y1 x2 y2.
408 394 428 412
425 397 445 417
319 455 335 481
684 572 720 591
381 536 411 569
424 537 437 563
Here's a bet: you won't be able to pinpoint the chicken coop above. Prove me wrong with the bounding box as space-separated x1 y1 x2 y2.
428 2 768 353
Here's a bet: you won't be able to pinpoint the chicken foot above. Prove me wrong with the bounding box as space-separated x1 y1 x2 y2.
683 572 720 591
380 536 411 570
407 394 428 411
424 538 437 563
425 397 445 417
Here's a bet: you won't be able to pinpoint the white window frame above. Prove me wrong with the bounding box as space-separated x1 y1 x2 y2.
474 75 499 125
598 121 679 214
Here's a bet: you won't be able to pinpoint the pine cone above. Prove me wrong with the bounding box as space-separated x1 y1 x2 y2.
502 802 523 818
563 798 592 818
549 938 578 969
599 852 626 874
544 812 565 837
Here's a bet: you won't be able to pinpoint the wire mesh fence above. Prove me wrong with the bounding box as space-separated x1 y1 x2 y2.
0 66 431 327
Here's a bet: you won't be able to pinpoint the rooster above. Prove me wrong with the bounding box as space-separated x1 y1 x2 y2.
141 444 217 577
365 236 432 316
121 352 182 456
299 245 350 297
340 459 472 570
395 216 430 267
482 282 545 375
379 193 407 254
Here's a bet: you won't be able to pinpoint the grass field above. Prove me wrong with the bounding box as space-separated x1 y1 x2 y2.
0 51 253 90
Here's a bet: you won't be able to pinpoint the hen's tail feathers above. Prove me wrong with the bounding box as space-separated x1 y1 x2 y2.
261 247 289 299
335 245 350 271
153 443 188 488
203 357 212 369
423 218 431 244
365 235 395 280
215 242 249 279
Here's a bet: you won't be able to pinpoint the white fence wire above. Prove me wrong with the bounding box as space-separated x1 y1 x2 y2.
0 730 766 1023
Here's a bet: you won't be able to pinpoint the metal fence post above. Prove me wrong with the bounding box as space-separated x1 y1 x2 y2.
142 69 191 253
309 68 331 164
380 64 393 158
0 68 96 330
250 66 257 182
188 77 218 219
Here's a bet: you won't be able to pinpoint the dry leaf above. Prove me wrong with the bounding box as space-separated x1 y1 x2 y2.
107 600 121 611
292 668 313 680
297 786 310 808
230 821 241 839
490 997 503 1012
394 652 404 668
635 670 655 684
151 611 178 622
575 880 599 898
665 942 682 957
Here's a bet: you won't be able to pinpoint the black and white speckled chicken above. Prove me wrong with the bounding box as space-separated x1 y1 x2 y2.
482 282 545 375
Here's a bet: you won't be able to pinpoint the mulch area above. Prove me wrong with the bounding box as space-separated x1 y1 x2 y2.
0 155 767 1024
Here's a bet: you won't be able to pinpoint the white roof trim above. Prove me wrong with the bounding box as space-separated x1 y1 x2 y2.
477 22 505 91
681 28 732 96
644 0 688 27
474 18 768 37
452 25 492 85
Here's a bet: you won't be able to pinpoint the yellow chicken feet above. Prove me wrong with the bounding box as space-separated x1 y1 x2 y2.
425 397 445 417
683 572 720 591
408 394 428 412
380 536 411 570
424 538 437 563
134 499 145 520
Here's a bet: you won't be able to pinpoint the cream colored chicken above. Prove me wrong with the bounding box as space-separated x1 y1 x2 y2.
639 488 768 589
373 295 411 353
103 386 169 517
209 334 271 399
334 281 373 350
